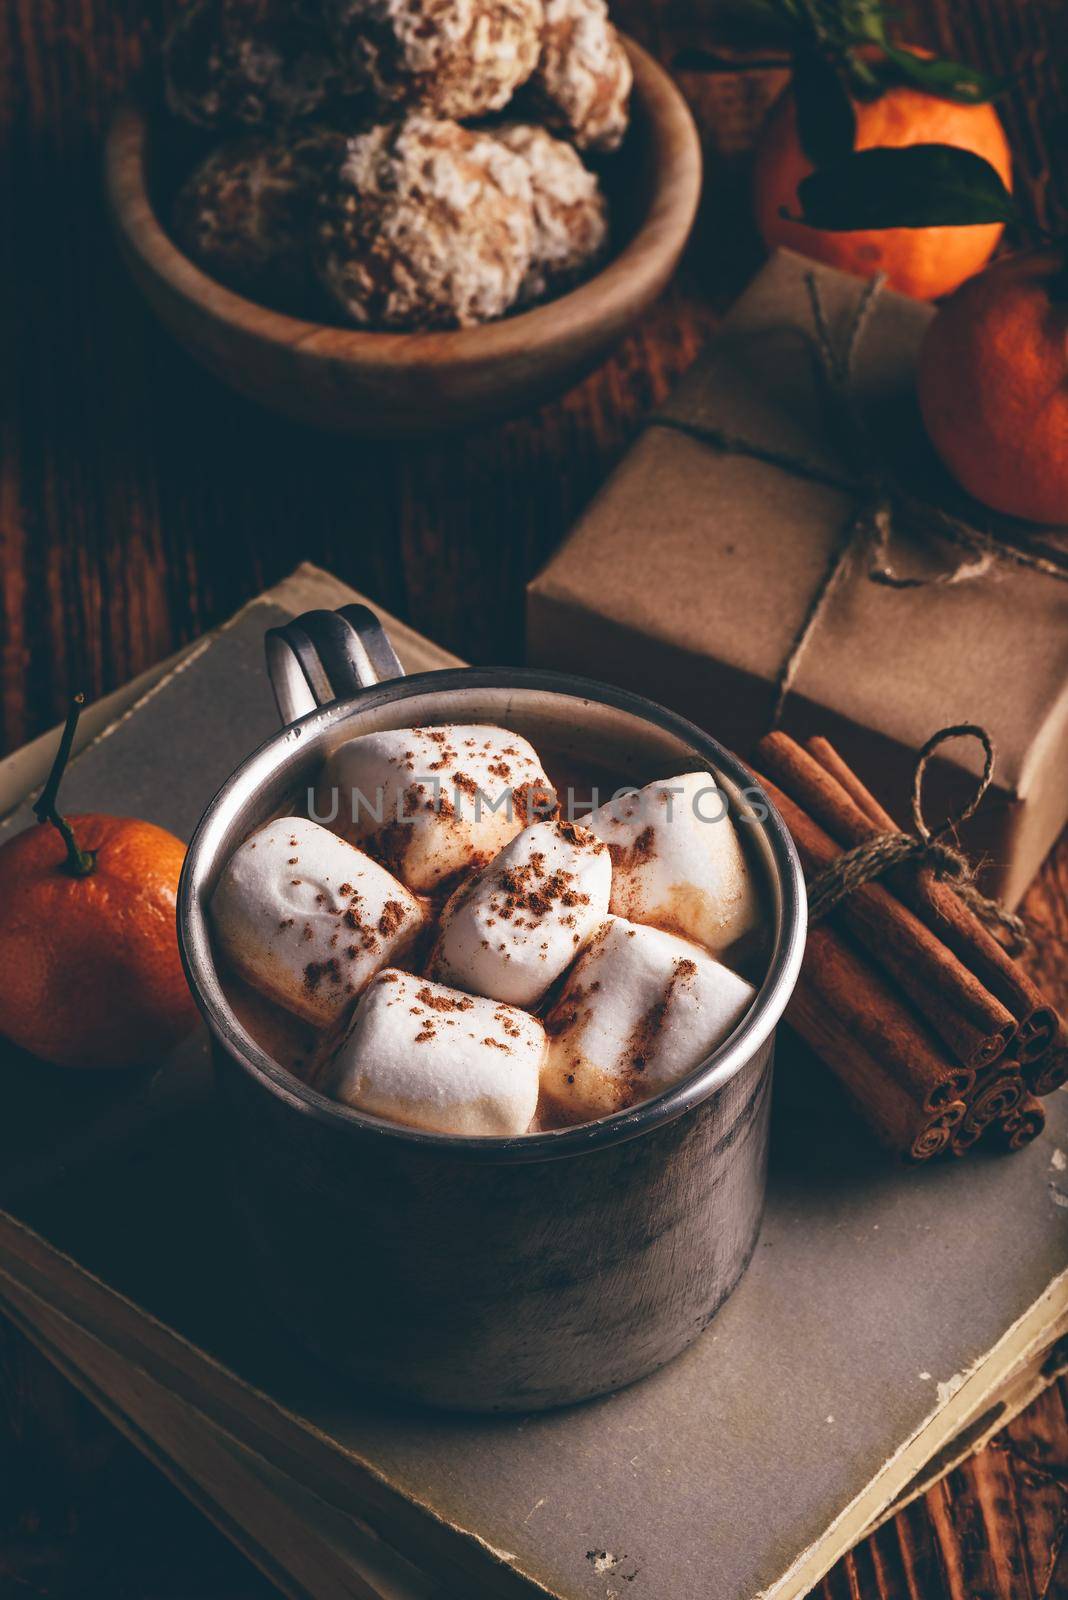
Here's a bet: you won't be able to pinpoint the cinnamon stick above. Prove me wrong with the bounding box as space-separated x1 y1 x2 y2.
915 1102 968 1162
948 1120 985 1158
1025 1022 1068 1098
963 1070 1024 1137
948 1071 1024 1156
786 921 973 1159
802 734 1061 1069
805 737 886 820
989 1092 1047 1152
753 768 1004 1084
751 727 1058 1162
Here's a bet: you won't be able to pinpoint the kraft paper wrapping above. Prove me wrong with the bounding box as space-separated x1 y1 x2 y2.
528 250 1068 907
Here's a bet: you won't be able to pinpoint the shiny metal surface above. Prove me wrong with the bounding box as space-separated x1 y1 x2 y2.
177 608 806 1406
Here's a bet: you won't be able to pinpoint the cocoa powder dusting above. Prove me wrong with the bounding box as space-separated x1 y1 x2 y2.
620 958 697 1102
545 982 592 1037
626 1000 665 1076
607 825 655 873
513 780 557 824
364 816 411 876
555 818 587 846
304 957 341 994
415 985 474 1013
494 857 590 923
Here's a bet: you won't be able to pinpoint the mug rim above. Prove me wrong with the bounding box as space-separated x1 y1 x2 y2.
178 666 807 1164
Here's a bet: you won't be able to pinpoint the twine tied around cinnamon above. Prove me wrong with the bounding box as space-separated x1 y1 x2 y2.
805 723 1030 954
649 272 1068 729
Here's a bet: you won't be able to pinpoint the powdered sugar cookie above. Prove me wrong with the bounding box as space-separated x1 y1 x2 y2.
316 116 535 328
495 122 607 300
528 0 631 152
165 0 343 130
174 128 344 304
326 0 543 119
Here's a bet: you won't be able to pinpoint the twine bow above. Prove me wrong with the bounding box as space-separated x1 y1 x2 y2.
805 723 1030 954
650 272 1068 729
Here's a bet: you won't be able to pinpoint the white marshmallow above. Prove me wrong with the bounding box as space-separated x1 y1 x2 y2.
541 916 755 1123
330 969 544 1136
429 819 610 1006
211 817 426 1029
588 771 759 954
315 725 557 894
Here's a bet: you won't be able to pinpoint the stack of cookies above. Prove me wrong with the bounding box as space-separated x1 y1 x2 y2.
166 0 632 328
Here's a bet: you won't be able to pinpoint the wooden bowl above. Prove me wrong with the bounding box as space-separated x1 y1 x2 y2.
103 40 701 436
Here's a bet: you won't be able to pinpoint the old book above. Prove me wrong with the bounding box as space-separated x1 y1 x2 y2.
6 1269 1065 1600
4 1257 1067 1600
0 1278 438 1600
0 564 1066 1600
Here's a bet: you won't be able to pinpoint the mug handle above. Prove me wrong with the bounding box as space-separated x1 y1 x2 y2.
265 606 406 726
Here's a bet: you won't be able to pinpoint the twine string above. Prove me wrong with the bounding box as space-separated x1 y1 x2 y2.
805 723 1031 954
648 270 1068 729
644 272 1067 948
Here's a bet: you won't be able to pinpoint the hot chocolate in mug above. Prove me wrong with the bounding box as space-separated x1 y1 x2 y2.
178 605 806 1411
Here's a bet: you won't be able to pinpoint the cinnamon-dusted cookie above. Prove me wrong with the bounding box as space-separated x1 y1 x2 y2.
528 0 631 152
173 128 345 306
316 116 536 329
326 0 543 120
494 123 608 301
164 0 345 130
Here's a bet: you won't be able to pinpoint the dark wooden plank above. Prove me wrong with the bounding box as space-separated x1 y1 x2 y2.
1 0 1064 746
1 1316 1066 1600
0 1314 278 1599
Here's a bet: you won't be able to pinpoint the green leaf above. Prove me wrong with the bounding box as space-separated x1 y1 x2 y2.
792 43 857 164
877 42 1005 103
789 144 1018 229
845 1 891 45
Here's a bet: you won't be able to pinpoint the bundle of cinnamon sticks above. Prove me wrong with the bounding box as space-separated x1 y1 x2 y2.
751 732 1067 1163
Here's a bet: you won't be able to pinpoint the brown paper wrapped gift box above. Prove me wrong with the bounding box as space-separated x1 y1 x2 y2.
527 250 1068 909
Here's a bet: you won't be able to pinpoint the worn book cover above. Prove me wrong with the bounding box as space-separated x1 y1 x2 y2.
0 565 1066 1600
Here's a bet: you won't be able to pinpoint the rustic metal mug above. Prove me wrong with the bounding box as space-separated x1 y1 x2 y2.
178 605 806 1411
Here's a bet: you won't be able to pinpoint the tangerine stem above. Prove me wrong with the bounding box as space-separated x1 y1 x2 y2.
33 694 96 877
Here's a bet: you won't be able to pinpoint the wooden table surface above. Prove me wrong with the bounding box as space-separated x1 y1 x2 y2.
2 1 1067 1596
